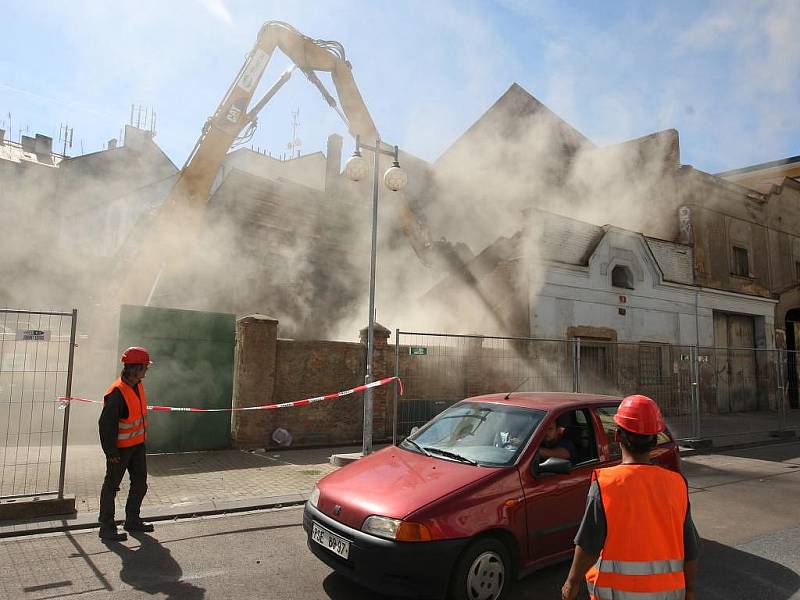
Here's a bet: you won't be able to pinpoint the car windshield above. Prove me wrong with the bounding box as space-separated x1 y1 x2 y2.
402 402 546 467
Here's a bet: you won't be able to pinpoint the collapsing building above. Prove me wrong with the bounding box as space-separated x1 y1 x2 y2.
415 84 800 422
4 83 800 414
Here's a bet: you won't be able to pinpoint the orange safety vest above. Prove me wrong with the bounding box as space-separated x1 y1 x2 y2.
585 464 688 600
105 378 148 448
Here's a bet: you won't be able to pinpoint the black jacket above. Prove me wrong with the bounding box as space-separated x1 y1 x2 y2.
98 384 142 457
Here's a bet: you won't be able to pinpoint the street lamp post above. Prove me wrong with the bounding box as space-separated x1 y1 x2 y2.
345 136 408 455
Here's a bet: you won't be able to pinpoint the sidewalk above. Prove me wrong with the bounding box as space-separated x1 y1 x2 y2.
3 429 797 538
0 444 348 537
669 408 799 448
67 444 341 514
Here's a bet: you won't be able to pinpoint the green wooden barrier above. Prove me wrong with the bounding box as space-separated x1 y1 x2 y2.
118 305 235 453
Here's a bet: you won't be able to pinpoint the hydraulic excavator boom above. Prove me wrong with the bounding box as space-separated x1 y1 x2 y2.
114 21 454 309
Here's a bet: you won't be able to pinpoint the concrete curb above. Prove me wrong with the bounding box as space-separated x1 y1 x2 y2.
679 435 799 458
329 452 362 467
0 492 310 539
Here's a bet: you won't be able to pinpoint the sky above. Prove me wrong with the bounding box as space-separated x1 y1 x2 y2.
1 0 798 173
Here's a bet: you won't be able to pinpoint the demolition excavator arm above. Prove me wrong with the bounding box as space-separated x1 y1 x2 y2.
117 20 446 307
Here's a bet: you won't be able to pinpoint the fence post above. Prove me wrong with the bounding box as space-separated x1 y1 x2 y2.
58 308 78 499
393 329 400 445
690 346 701 440
776 348 786 433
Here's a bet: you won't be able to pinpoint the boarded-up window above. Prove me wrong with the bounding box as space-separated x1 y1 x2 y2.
579 339 615 394
638 344 666 385
732 246 749 277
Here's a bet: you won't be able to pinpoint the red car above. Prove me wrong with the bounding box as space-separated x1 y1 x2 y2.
303 393 681 600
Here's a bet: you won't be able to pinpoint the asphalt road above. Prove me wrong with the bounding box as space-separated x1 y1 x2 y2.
2 442 800 600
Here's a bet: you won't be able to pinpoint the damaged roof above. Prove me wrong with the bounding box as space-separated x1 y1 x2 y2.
437 207 694 288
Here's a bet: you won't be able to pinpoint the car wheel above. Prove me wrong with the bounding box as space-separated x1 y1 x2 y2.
449 537 510 600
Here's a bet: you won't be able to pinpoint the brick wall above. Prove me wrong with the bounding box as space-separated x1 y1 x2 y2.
232 315 399 449
269 340 365 447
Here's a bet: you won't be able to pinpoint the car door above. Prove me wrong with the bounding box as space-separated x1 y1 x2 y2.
520 408 602 562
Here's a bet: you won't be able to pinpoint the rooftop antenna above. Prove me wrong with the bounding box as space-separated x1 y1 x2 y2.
58 123 74 157
287 107 302 158
130 104 157 137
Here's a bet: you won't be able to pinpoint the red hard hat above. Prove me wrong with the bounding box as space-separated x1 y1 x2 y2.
121 346 153 365
613 394 664 435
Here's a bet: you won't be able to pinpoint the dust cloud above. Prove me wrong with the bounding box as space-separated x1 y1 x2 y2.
3 0 798 437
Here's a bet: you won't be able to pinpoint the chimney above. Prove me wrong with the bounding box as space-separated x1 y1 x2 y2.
123 124 152 150
34 134 53 159
325 133 343 192
107 138 118 150
21 135 35 154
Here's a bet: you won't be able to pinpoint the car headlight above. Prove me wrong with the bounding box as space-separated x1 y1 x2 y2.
308 486 320 508
361 516 432 542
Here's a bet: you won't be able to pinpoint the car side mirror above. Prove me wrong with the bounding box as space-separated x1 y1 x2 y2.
536 457 572 476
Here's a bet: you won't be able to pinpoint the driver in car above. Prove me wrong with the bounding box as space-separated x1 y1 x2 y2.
538 421 576 462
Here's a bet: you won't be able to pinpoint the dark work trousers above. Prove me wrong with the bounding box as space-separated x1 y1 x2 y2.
98 443 148 527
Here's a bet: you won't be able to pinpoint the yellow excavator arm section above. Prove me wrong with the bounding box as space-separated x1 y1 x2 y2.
115 21 439 308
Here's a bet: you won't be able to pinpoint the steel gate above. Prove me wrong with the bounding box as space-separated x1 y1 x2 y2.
0 308 77 500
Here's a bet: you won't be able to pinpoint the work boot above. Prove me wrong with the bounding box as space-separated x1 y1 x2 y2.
123 519 154 533
99 526 128 542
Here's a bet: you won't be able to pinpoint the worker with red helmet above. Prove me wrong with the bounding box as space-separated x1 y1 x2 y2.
97 346 155 541
561 395 700 600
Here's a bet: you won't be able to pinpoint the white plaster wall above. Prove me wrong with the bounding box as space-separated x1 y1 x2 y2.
528 228 777 347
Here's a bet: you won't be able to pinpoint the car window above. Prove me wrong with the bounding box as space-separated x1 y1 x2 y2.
596 407 622 459
553 409 599 465
404 402 546 467
596 405 671 460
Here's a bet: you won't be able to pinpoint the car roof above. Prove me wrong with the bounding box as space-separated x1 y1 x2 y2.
461 392 622 411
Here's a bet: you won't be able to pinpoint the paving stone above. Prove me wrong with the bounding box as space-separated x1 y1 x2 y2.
62 444 347 515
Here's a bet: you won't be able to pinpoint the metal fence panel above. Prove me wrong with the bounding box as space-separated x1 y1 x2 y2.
784 349 800 433
394 331 790 445
394 332 575 439
0 309 76 499
695 346 782 443
579 342 696 442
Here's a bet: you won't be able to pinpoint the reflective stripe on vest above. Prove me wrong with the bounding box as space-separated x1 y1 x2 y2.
117 417 144 430
117 426 146 441
586 464 688 599
105 378 147 448
592 587 686 600
596 559 684 576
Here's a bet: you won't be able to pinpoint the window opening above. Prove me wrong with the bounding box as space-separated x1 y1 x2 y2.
732 246 749 277
611 265 634 289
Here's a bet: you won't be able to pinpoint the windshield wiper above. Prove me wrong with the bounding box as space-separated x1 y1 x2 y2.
424 447 478 466
402 438 431 457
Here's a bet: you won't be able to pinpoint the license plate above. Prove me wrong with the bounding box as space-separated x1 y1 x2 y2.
311 522 350 560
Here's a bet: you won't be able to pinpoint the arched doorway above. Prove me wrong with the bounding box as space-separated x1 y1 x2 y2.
786 308 800 409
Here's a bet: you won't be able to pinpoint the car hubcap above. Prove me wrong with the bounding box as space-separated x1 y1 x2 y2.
466 550 505 600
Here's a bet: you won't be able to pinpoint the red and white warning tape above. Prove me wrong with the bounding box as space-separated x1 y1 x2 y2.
58 376 403 412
